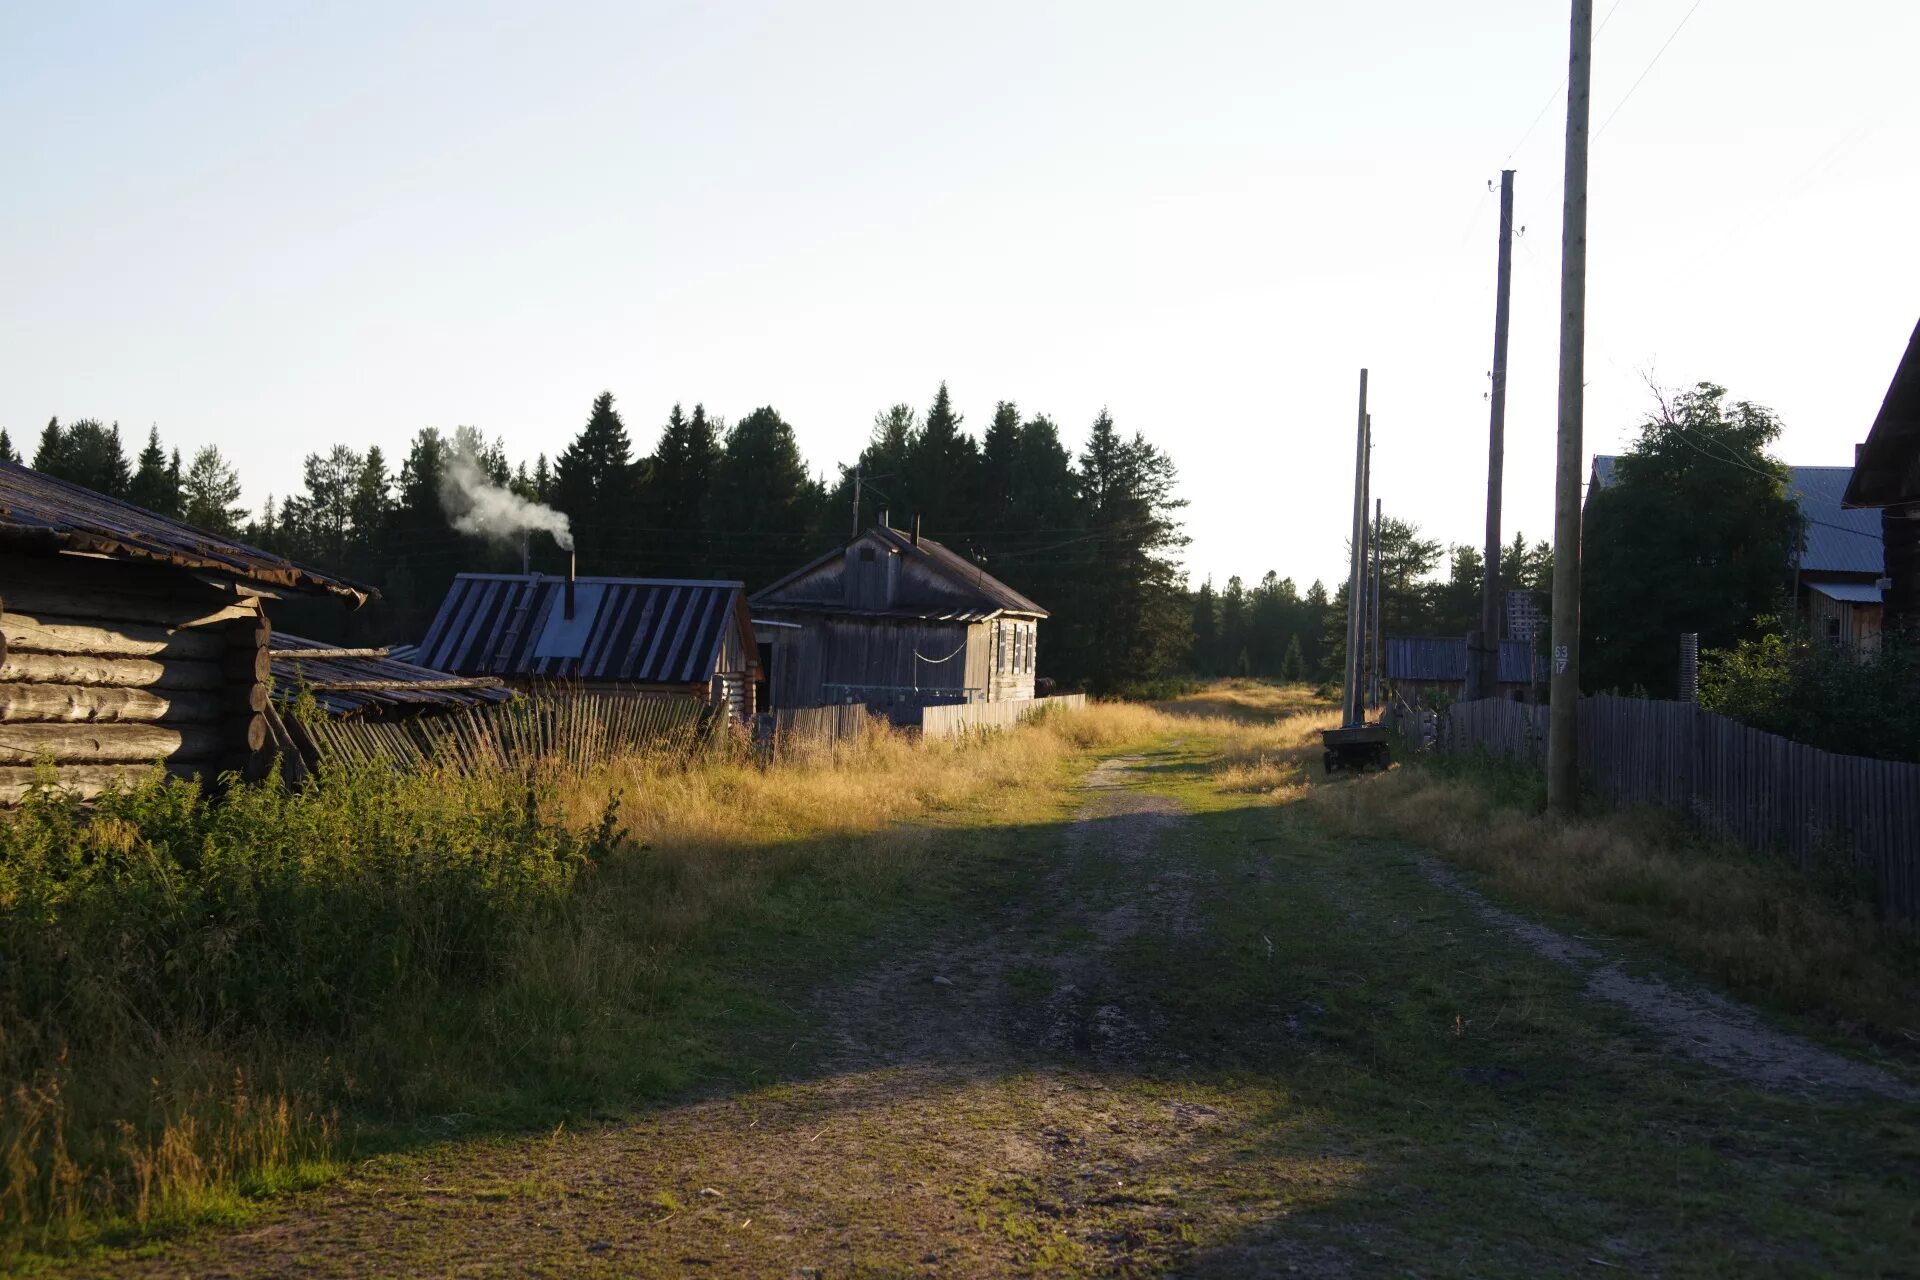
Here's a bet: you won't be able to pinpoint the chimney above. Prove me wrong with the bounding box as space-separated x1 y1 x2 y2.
565 551 577 620
912 514 921 547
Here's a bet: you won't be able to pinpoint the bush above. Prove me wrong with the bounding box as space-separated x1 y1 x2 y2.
1700 626 1920 762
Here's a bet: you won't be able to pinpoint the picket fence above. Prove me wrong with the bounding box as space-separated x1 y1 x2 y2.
1438 696 1920 921
769 703 878 752
274 689 710 779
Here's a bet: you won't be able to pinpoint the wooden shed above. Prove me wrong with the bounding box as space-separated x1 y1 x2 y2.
749 524 1049 715
0 461 370 802
1386 635 1543 705
411 572 760 721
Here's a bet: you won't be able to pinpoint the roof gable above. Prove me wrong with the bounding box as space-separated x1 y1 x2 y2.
750 526 1048 619
1845 317 1920 508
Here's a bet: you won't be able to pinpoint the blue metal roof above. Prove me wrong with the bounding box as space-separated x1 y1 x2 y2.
1387 636 1539 684
1807 581 1884 605
1589 456 1882 576
416 574 755 685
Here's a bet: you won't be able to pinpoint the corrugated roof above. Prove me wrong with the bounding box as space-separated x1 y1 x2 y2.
415 574 755 684
0 461 371 602
271 633 513 718
1807 581 1884 605
1845 317 1920 508
1590 455 1882 576
1387 636 1539 685
751 526 1048 620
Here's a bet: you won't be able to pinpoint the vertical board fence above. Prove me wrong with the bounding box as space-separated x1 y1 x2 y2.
770 704 878 753
1437 696 1920 921
273 690 710 780
919 694 1088 740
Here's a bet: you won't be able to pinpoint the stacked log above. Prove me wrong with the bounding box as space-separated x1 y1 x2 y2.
0 554 271 802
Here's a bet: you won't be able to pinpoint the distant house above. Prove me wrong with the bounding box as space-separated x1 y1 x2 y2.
749 523 1048 714
0 461 369 801
1589 454 1884 650
1844 318 1920 644
411 572 759 721
1386 636 1542 704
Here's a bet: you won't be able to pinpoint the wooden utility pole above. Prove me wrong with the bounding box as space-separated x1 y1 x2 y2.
1548 0 1592 812
1342 372 1369 728
851 467 863 540
1472 169 1517 701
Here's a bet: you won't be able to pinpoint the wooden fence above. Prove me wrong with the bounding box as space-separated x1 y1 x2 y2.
919 694 1088 740
273 690 710 780
769 704 877 752
1437 696 1920 921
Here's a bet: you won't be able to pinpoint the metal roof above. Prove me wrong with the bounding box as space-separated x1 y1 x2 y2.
751 526 1048 620
1590 454 1882 576
1845 317 1920 508
1807 581 1884 605
271 632 513 718
1387 636 1539 685
0 461 371 603
415 574 756 684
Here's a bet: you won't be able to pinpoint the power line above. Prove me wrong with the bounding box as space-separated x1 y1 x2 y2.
1505 0 1629 160
1595 0 1706 137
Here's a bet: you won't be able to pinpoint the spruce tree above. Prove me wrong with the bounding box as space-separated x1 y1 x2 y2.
33 418 63 473
552 392 638 569
651 402 721 565
36 419 130 495
906 382 977 534
0 428 18 465
1280 634 1305 683
128 426 181 516
1190 577 1219 675
979 401 1020 523
711 406 826 582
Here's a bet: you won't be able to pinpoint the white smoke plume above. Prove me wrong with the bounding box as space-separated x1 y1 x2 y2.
439 451 574 552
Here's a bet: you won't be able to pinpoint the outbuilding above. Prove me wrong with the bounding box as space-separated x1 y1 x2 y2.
749 523 1048 715
1844 317 1920 643
1386 635 1542 705
0 461 369 801
411 572 760 721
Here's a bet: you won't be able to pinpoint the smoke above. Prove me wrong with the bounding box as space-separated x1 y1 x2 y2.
439 452 574 552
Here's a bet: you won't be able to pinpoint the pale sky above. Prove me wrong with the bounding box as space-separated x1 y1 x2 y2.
3 1 1916 588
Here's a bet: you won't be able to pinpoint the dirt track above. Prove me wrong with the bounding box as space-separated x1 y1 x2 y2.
106 748 1920 1278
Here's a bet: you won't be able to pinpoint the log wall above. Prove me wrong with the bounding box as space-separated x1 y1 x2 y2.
0 554 273 801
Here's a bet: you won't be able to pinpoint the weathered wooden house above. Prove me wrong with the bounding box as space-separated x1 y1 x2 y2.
749 524 1049 714
0 461 370 802
1387 636 1542 705
1590 454 1886 650
1844 317 1920 643
412 572 760 721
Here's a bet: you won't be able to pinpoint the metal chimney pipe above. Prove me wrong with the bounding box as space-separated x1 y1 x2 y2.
565 551 577 620
879 506 890 530
912 514 921 547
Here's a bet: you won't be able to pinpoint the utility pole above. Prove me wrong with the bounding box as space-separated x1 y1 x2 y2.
1342 371 1369 728
850 467 862 540
1370 496 1384 710
1548 0 1592 813
1473 169 1517 702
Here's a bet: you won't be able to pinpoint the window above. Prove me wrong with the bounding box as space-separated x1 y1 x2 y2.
859 547 876 563
997 623 1008 673
1025 626 1036 673
1823 614 1843 646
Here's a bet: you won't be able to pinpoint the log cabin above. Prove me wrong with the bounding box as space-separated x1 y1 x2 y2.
749 522 1049 716
0 461 371 802
410 572 760 722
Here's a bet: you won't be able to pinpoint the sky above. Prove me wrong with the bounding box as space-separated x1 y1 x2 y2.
3 0 1917 589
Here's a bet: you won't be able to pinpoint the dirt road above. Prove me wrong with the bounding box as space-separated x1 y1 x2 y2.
109 743 1919 1278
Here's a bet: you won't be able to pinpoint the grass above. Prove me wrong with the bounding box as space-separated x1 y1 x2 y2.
0 701 1163 1262
7 678 1918 1273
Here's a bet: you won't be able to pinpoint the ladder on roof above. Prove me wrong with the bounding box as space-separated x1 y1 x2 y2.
490 574 539 674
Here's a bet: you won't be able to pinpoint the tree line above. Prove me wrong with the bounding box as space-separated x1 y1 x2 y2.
11 390 1190 692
